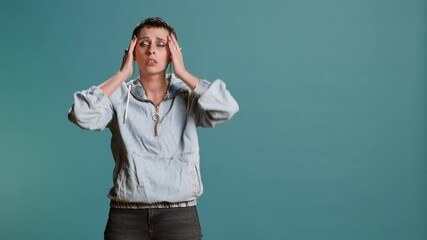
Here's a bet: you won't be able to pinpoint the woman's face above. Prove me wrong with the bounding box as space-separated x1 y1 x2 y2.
134 27 171 76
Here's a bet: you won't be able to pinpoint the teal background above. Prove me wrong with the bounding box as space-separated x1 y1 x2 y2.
1 0 426 239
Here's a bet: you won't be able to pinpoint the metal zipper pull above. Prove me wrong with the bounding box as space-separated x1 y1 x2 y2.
154 106 160 137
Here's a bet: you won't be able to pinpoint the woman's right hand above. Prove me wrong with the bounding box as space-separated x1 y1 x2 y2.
120 35 138 77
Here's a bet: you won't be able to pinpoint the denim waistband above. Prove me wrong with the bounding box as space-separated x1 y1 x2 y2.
110 200 197 209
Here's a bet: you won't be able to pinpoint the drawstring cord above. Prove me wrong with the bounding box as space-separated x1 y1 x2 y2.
187 91 191 114
124 84 131 124
187 81 200 114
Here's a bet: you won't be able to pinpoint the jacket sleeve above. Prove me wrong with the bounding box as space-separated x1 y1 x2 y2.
68 86 114 131
189 79 239 128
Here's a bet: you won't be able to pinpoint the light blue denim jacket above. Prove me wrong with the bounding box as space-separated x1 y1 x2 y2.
68 74 239 204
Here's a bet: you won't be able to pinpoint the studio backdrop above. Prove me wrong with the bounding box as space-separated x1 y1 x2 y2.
0 0 426 239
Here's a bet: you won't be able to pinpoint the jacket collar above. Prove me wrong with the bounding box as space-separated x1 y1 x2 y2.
129 73 189 102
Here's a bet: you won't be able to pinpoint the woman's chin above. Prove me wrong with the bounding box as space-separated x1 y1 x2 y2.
139 67 167 76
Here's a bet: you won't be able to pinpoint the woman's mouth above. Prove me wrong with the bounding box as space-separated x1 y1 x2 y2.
146 59 157 66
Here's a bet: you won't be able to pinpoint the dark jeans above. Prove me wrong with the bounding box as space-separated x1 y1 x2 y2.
104 206 203 240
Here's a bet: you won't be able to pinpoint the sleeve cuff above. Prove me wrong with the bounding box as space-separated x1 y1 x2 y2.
87 85 108 101
84 86 113 109
193 79 211 96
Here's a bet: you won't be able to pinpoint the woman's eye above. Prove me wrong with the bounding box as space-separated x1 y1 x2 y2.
141 41 150 47
156 42 166 47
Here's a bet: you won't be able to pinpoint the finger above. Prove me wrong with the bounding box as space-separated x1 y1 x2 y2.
167 35 175 50
168 34 179 51
167 35 177 55
121 37 136 67
171 33 178 45
124 36 138 62
128 35 138 52
170 34 180 51
172 34 182 52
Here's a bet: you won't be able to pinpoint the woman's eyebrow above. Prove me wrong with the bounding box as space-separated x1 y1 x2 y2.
138 36 166 41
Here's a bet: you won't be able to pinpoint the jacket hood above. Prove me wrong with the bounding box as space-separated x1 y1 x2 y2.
123 73 189 124
128 73 189 102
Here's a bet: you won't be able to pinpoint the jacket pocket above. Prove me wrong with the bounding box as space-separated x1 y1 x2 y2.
193 164 203 197
128 151 202 202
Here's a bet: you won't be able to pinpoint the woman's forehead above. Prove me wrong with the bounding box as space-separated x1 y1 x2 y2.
138 27 169 39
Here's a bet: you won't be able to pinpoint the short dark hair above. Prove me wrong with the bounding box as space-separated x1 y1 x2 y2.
132 17 177 40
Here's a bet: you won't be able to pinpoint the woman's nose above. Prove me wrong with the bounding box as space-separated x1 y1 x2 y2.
146 45 155 55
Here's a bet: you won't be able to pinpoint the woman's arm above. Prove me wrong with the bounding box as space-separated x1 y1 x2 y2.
167 33 239 127
167 33 200 90
99 35 138 96
68 36 138 130
188 79 239 128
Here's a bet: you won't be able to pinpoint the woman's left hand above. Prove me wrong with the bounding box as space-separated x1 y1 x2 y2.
168 33 201 90
168 33 187 78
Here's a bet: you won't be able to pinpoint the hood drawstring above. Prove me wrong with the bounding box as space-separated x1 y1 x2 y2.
123 84 131 124
186 91 191 114
186 80 200 114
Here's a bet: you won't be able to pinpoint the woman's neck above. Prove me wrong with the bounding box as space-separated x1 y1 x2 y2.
139 72 169 105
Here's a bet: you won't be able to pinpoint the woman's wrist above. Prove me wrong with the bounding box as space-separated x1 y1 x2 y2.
176 70 200 90
118 69 132 79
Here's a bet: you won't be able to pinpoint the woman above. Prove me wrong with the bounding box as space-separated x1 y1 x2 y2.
68 17 239 240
